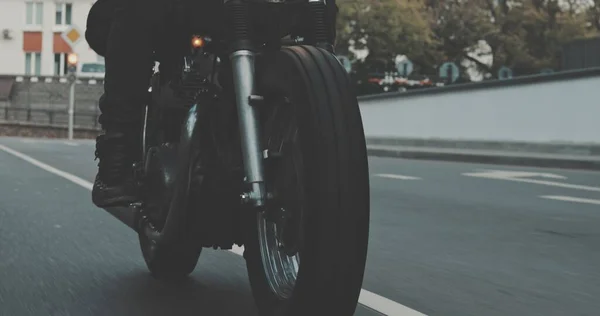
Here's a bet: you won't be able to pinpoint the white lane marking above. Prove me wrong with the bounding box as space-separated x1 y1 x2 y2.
540 195 600 205
376 173 421 180
0 144 426 316
64 141 79 146
467 169 568 179
0 144 93 190
359 290 425 316
463 169 600 192
235 243 424 315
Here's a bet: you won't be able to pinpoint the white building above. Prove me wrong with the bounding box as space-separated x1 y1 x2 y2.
0 0 101 77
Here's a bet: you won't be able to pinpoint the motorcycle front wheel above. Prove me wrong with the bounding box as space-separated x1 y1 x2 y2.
137 74 203 281
244 45 370 316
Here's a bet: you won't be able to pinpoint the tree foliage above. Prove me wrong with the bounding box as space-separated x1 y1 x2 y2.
335 0 599 80
336 0 440 74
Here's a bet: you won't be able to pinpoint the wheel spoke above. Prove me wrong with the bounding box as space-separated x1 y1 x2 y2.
258 212 301 299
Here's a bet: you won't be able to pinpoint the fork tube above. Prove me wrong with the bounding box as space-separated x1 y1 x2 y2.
308 0 334 52
225 0 266 207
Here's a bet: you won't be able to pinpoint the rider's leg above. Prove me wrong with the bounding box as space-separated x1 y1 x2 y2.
90 0 162 207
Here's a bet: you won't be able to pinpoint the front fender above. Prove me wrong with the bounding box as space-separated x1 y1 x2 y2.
151 104 201 245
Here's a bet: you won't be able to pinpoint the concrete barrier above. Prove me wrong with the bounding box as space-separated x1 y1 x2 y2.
0 121 100 139
359 68 600 144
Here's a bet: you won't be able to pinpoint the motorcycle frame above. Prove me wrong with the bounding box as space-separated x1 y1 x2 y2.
104 0 336 245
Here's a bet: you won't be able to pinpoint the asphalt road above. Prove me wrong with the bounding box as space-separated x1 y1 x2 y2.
1 136 599 316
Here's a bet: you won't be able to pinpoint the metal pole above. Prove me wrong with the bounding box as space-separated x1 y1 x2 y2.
68 81 75 140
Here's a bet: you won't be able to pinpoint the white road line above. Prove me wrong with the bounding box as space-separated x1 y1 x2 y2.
64 141 79 146
0 144 93 190
540 195 600 205
463 170 600 192
359 290 425 316
0 144 426 316
376 173 421 180
472 169 568 179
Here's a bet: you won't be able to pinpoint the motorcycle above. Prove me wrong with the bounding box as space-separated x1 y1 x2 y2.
102 0 370 314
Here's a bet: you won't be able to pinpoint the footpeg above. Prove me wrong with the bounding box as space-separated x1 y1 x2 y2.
262 149 283 159
249 95 264 106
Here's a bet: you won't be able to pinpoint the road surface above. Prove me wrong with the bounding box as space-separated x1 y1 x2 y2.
1 137 599 316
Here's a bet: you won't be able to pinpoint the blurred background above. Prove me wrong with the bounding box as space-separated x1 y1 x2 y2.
2 0 600 124
335 0 600 94
0 0 599 316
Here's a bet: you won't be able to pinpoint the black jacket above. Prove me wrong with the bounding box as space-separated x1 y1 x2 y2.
85 0 114 57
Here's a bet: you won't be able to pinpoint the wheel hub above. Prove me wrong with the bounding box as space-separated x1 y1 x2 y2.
258 125 305 300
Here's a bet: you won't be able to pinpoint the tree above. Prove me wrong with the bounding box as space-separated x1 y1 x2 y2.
337 0 598 83
587 0 600 30
465 0 594 76
426 0 497 78
426 0 596 78
336 0 440 75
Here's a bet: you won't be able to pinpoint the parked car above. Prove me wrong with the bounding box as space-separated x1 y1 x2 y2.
78 62 105 79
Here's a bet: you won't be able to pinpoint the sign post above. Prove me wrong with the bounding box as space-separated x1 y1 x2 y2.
498 66 513 80
61 25 82 140
67 53 78 140
61 25 83 49
439 62 459 84
396 58 413 77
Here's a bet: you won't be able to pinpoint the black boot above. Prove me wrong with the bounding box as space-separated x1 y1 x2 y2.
92 131 140 207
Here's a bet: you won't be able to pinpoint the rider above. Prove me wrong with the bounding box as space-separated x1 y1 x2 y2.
86 0 338 208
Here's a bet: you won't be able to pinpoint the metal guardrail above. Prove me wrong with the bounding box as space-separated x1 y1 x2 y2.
1 75 102 111
0 107 100 128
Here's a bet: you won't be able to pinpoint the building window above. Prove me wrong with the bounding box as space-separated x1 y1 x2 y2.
25 52 42 75
26 2 44 26
35 53 42 74
54 53 69 76
55 3 72 25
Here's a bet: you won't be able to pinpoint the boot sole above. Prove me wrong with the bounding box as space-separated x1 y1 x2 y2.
93 195 139 208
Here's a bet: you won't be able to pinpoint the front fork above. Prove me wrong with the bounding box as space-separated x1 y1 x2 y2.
225 0 266 207
226 0 331 207
230 49 267 207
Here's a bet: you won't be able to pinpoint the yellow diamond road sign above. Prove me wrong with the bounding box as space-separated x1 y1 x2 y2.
61 25 82 49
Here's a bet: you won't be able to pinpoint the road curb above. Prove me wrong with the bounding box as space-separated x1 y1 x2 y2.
367 147 600 171
366 137 600 156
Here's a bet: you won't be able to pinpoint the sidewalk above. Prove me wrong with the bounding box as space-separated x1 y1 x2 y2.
367 140 600 171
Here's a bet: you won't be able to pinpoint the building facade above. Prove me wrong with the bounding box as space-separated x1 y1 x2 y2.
0 0 101 76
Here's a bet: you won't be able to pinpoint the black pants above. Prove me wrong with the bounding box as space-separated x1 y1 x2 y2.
86 0 217 131
86 0 336 132
87 0 153 131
